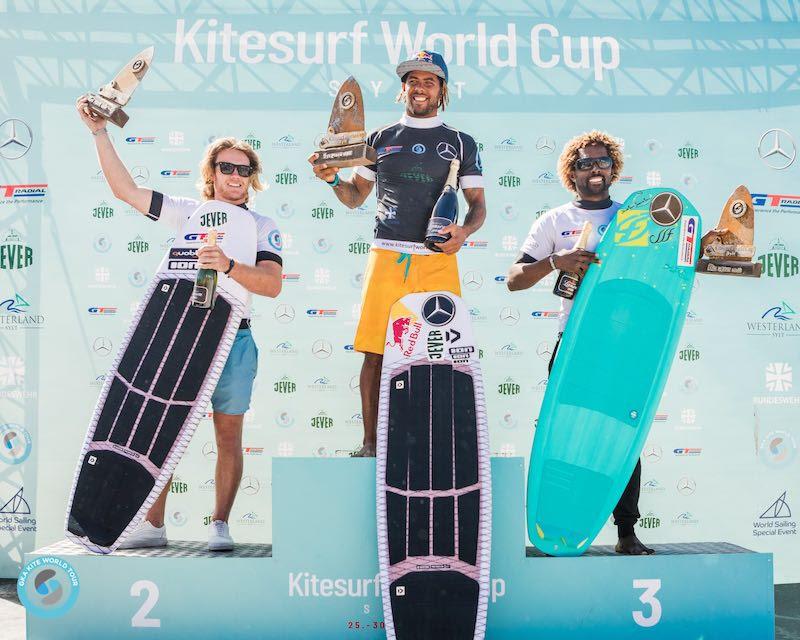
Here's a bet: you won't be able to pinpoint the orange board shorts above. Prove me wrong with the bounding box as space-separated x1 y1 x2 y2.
354 248 461 355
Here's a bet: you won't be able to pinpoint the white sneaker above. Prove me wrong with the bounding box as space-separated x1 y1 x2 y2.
117 520 167 550
208 520 234 551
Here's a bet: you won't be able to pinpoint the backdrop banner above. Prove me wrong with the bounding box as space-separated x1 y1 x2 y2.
1 1 798 583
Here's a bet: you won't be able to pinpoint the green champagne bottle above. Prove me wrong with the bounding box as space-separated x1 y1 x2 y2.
191 228 218 309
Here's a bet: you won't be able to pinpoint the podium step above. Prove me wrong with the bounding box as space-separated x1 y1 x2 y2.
23 458 774 639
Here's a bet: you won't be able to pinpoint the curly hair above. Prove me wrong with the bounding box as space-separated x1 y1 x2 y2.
557 130 624 194
197 137 264 202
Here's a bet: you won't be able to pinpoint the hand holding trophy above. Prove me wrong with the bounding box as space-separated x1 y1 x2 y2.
84 47 155 128
313 77 376 168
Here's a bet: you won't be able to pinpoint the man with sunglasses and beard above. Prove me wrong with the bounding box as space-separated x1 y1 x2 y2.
308 51 486 458
77 97 283 551
506 130 654 556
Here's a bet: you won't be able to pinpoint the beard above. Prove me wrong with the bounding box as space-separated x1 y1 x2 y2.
405 92 439 117
579 174 608 196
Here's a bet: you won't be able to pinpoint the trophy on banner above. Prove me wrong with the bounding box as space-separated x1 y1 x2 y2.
313 77 376 167
696 185 762 277
85 46 155 128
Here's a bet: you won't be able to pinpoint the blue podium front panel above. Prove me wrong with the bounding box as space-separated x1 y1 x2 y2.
24 459 774 639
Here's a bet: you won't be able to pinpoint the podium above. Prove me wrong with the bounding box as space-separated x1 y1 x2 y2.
24 458 774 639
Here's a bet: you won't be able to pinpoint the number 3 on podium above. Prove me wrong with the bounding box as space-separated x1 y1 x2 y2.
632 578 662 628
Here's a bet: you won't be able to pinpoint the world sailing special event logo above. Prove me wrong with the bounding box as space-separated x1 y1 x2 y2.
753 491 796 538
18 556 80 618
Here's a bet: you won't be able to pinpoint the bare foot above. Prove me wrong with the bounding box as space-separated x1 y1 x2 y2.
615 534 655 555
350 443 376 457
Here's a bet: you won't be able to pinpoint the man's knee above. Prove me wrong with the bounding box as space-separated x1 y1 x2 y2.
362 352 383 373
214 413 243 451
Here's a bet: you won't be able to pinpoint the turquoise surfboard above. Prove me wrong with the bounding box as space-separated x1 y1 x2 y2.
526 188 701 556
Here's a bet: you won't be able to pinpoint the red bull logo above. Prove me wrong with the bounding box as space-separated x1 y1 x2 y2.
387 315 422 355
416 51 433 62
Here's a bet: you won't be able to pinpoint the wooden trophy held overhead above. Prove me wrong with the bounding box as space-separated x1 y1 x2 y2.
696 185 762 277
86 47 154 128
313 77 376 168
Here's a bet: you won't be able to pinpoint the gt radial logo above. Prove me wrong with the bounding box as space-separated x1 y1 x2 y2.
160 169 191 178
1 184 47 200
306 309 337 318
88 307 117 316
125 136 156 144
765 362 792 392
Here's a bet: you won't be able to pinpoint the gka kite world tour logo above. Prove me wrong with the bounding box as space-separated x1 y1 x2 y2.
17 555 80 618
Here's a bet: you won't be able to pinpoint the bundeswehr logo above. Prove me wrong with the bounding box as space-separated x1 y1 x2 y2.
758 238 799 278
274 168 298 185
312 202 335 220
92 201 114 219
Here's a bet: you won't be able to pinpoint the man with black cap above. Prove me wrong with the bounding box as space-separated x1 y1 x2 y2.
309 50 486 457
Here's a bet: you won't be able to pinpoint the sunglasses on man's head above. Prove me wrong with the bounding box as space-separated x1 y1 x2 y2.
215 161 255 177
574 156 613 171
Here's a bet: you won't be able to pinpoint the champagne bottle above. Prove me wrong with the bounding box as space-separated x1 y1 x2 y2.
553 221 593 299
424 159 460 252
191 228 218 309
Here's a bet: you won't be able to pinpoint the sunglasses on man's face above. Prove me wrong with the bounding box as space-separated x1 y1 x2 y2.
215 161 255 177
574 156 613 171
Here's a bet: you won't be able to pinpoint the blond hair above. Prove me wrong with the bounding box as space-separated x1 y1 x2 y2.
557 130 624 194
197 137 264 202
395 78 450 111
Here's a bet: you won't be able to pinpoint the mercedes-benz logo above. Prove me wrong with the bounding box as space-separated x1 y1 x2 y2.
643 445 662 463
462 271 483 290
0 119 33 160
130 166 150 184
312 339 332 359
349 375 360 392
649 192 683 226
536 342 552 360
274 304 295 323
92 337 112 356
677 477 696 495
535 136 555 154
202 441 217 459
758 128 796 170
436 142 458 161
499 306 520 326
240 475 260 495
422 294 455 326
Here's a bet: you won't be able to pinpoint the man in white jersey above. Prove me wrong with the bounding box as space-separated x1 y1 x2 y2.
506 130 654 555
77 97 283 551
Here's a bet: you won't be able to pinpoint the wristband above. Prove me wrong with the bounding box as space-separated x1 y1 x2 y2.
224 259 235 275
92 127 108 137
548 255 557 271
326 173 340 187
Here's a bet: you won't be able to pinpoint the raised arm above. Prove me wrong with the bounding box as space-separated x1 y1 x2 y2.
307 153 374 209
76 95 152 215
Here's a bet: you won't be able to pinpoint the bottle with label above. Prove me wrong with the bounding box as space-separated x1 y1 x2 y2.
191 228 218 309
424 159 460 252
553 221 593 299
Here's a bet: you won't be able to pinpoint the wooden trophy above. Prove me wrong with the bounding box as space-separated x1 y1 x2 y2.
696 185 762 277
86 47 154 128
313 77 376 167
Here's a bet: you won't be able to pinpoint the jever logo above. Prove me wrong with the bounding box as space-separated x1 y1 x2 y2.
498 171 521 188
200 211 227 227
92 202 114 219
0 231 33 270
758 238 799 278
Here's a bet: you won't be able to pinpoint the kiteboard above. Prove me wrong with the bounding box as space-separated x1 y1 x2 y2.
65 200 255 553
527 188 701 556
376 292 491 639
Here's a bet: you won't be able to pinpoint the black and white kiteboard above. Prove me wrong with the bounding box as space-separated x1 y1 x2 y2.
376 292 492 640
65 201 254 553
